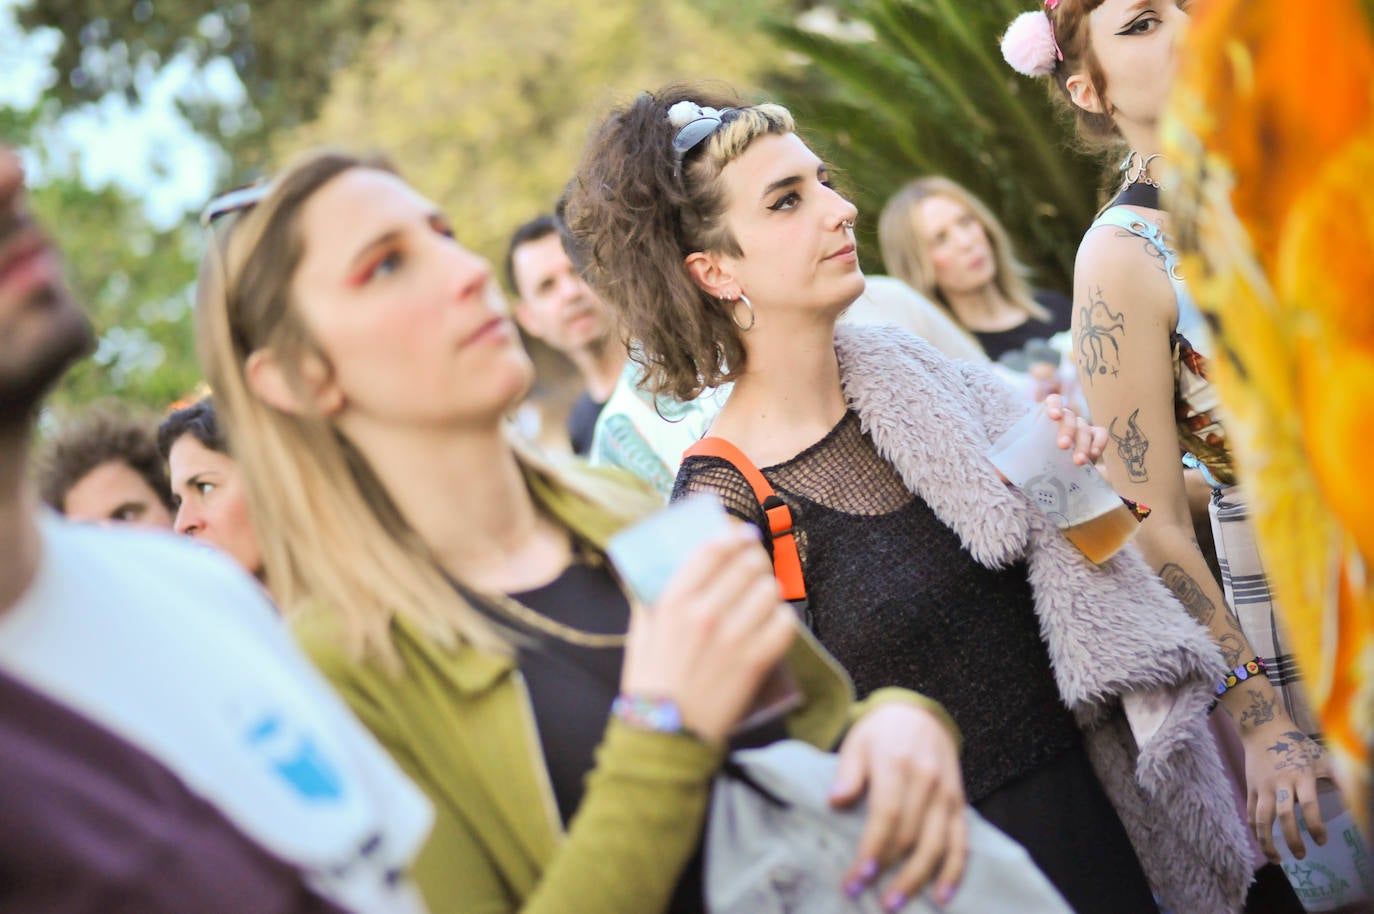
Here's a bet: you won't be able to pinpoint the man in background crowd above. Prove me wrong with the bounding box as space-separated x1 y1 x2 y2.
35 402 174 528
505 215 626 455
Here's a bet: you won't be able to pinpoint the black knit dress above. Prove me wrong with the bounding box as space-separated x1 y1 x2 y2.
674 411 1158 914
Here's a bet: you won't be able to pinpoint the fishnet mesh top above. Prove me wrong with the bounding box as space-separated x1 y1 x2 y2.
673 411 1081 802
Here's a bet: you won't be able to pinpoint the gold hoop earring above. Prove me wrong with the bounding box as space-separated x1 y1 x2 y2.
727 294 755 331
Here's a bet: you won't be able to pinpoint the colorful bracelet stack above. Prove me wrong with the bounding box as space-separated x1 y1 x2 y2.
1209 656 1268 712
611 693 684 735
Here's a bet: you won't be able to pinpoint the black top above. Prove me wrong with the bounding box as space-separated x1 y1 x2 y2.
974 289 1073 362
673 411 1081 802
474 559 787 914
0 669 347 914
505 560 630 825
567 392 606 456
673 414 1159 913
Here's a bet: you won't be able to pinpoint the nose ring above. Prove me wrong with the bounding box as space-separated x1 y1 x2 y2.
841 219 854 230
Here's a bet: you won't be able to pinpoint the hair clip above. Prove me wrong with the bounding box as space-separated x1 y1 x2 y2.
667 100 734 174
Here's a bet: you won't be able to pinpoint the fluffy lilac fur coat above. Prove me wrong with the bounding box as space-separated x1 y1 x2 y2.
833 323 1250 914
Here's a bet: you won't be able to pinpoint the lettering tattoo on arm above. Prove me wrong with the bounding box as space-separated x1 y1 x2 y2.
1109 408 1150 482
1240 691 1278 730
1076 288 1125 385
1160 562 1217 626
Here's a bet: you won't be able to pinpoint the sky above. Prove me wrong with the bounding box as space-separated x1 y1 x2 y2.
1 0 236 227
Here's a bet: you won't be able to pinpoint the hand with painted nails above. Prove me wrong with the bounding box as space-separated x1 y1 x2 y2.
829 701 967 911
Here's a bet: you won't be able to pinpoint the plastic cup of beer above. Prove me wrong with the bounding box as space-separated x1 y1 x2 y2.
987 404 1138 563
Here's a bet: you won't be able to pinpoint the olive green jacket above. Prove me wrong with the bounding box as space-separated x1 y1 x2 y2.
293 462 873 914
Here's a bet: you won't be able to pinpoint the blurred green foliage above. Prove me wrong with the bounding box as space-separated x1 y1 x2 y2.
17 0 387 177
2 101 202 413
29 177 203 413
8 0 389 411
283 0 794 276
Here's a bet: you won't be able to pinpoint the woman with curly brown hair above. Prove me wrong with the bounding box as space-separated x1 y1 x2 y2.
563 84 1254 913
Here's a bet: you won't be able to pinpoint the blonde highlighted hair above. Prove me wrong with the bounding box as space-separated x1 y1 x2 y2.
196 149 649 666
878 176 1048 327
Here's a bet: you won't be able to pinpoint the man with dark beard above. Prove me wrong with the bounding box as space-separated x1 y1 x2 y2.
0 148 432 913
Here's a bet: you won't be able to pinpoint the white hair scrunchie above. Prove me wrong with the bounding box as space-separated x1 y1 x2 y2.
667 100 723 128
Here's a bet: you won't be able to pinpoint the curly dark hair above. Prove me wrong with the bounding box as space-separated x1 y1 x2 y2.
157 397 227 460
36 401 173 514
561 84 795 402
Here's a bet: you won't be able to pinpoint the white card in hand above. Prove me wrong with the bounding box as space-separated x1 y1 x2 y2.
606 493 732 605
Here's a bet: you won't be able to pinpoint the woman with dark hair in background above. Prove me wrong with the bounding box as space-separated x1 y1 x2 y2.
159 398 263 580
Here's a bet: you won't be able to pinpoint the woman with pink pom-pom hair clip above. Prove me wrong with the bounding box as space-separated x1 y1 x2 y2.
1000 2 1342 912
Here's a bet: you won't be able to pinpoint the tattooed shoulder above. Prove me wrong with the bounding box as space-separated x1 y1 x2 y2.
1114 228 1169 275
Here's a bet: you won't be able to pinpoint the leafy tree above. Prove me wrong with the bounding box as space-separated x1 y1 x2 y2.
2 100 202 413
3 0 390 411
764 0 1109 292
283 0 790 272
30 176 204 412
16 0 388 176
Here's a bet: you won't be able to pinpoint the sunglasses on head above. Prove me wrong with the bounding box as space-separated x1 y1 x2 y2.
199 181 272 228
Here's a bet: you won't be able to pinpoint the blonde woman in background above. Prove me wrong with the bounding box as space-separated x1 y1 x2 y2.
880 178 1074 405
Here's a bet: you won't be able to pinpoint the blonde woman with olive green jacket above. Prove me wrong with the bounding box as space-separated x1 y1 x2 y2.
294 464 957 914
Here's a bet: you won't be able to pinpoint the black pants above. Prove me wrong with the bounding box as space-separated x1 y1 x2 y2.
975 744 1159 914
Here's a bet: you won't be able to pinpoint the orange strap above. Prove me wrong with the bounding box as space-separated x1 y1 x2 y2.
682 437 807 604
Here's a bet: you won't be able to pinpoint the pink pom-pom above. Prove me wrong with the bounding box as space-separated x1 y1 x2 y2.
1001 11 1061 77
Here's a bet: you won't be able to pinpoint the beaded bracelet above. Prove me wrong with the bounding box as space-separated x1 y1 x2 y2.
1209 657 1268 712
611 693 684 735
